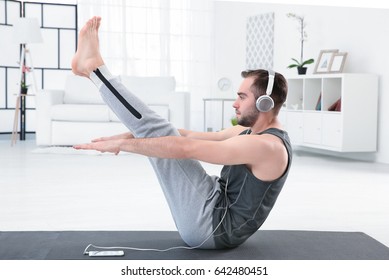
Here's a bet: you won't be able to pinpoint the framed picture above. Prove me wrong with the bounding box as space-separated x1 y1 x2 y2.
313 49 339 74
329 52 348 73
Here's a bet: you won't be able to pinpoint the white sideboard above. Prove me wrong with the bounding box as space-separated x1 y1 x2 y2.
280 73 378 152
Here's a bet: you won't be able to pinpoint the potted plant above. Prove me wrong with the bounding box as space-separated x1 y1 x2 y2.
287 58 314 75
20 81 29 94
286 13 314 75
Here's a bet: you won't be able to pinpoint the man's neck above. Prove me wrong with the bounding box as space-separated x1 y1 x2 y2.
250 116 281 134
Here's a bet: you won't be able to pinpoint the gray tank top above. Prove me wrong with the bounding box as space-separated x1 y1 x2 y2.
212 128 292 248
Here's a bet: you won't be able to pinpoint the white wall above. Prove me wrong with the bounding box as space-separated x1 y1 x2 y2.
212 1 389 164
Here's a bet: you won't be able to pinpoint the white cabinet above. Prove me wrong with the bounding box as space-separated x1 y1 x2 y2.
286 111 303 145
303 112 321 145
322 113 342 148
283 74 378 152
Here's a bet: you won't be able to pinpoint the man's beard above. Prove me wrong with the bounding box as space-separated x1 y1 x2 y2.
237 105 259 127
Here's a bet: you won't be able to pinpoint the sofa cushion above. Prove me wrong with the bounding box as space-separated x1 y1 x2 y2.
51 104 110 122
51 121 128 145
63 75 104 104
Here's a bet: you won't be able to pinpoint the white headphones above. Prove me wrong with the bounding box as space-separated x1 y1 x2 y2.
255 69 275 112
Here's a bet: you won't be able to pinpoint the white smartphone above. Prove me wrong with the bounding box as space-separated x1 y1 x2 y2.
88 250 125 257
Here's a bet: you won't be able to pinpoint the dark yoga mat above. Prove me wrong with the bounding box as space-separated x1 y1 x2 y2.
0 230 388 260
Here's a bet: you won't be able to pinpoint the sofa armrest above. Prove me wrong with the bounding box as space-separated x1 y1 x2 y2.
168 91 190 129
35 90 65 146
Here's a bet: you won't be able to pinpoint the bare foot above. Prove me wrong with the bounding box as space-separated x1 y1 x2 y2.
71 16 104 77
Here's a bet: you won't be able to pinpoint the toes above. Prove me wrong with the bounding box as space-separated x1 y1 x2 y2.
96 17 101 29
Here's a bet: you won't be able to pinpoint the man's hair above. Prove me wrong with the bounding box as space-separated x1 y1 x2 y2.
241 69 288 114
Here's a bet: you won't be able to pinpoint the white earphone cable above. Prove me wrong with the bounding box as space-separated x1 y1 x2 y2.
83 173 231 255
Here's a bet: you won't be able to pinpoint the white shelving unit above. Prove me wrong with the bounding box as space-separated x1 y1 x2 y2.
280 73 378 152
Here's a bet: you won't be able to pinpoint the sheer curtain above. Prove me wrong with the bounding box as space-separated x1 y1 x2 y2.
78 0 214 130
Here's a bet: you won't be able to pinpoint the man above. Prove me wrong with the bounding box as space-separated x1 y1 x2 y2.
73 16 292 249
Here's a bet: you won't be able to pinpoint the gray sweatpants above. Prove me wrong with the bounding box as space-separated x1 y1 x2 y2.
90 65 221 248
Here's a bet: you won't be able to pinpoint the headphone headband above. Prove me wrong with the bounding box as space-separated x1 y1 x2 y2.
266 69 275 95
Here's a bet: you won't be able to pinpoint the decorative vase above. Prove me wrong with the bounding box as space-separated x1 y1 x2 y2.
297 67 307 75
21 88 28 94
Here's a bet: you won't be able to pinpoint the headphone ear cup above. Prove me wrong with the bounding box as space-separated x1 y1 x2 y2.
256 95 274 112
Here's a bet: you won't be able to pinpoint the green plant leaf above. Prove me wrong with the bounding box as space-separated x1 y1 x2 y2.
288 58 314 68
300 58 315 67
287 58 302 68
287 64 299 68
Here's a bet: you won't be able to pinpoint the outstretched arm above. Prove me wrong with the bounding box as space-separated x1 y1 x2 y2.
74 133 270 166
74 132 288 181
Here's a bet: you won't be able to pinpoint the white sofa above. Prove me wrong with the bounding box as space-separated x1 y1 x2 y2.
35 75 190 146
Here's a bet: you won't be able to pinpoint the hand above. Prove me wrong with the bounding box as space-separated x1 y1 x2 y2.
92 132 133 142
73 139 124 155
